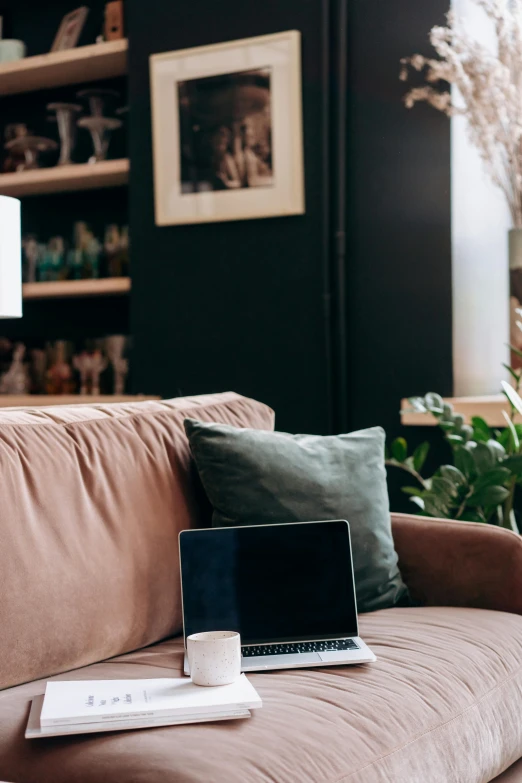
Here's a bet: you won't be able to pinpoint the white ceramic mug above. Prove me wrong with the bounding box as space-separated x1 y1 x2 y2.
187 631 241 687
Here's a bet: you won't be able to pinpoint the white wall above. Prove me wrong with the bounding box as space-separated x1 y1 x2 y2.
451 0 511 396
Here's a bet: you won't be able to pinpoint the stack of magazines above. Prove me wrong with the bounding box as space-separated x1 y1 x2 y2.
26 674 262 739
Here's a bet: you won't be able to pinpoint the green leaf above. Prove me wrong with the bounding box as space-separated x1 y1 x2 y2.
423 392 444 414
391 437 407 463
501 410 520 452
497 426 513 449
467 485 510 507
407 396 428 413
460 424 474 442
502 454 522 474
502 380 522 417
452 413 464 432
508 343 522 362
471 416 491 442
447 434 463 444
431 476 458 500
459 510 486 523
454 447 476 479
487 439 506 461
401 486 423 496
413 441 430 472
423 492 450 517
503 363 521 384
438 421 456 432
439 464 467 486
473 467 511 490
441 402 454 422
409 496 425 512
471 442 495 474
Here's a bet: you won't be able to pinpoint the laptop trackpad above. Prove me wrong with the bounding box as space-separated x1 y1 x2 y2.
243 652 321 667
318 650 357 662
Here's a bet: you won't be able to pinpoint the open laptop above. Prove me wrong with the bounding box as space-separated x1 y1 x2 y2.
179 520 376 673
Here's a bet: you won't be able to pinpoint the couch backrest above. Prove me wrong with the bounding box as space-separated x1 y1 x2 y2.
0 392 274 690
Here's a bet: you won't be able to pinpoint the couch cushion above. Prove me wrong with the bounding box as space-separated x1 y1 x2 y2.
184 419 409 612
0 606 521 783
0 392 274 691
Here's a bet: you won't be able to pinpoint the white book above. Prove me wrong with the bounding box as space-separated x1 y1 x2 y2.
26 695 250 739
40 674 261 727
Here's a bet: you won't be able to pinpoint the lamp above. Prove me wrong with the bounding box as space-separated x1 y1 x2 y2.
0 195 22 318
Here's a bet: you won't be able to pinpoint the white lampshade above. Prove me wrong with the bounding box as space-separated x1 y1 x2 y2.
0 195 21 319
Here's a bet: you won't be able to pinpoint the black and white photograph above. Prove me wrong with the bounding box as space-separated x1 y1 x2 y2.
150 31 304 225
178 69 273 194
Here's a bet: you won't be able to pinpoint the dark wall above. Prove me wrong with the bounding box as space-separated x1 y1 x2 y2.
127 0 333 434
346 0 453 437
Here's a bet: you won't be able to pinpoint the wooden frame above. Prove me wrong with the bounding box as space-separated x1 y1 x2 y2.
149 31 305 226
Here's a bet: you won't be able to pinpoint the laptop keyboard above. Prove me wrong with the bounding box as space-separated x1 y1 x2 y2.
242 639 359 657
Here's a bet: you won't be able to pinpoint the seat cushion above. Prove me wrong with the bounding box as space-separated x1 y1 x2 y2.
1 606 521 783
0 392 274 691
184 418 409 612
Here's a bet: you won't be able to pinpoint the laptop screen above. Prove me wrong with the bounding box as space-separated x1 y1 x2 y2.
179 520 358 645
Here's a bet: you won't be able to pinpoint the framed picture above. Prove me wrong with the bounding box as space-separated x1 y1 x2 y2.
149 31 305 226
51 7 89 53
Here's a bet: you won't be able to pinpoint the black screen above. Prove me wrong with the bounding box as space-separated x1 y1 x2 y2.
180 520 358 644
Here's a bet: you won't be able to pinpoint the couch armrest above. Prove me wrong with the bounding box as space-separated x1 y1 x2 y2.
391 512 522 614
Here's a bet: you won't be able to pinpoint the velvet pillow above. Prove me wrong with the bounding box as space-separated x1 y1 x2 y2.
184 418 409 613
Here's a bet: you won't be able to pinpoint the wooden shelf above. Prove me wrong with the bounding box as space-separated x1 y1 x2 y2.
401 395 522 427
0 39 128 96
0 395 159 408
0 159 129 197
23 277 131 300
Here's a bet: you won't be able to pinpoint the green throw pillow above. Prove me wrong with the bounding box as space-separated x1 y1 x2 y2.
184 418 410 613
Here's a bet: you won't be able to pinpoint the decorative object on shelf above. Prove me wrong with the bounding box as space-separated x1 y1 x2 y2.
400 1 522 371
77 88 119 118
104 224 129 277
104 0 124 41
67 221 102 279
38 237 67 282
4 134 57 171
46 341 75 395
149 31 305 226
73 347 108 395
0 343 29 394
0 16 26 63
3 124 30 172
47 102 82 166
22 234 42 283
30 348 47 394
0 195 22 318
105 334 128 394
51 7 89 53
77 115 121 163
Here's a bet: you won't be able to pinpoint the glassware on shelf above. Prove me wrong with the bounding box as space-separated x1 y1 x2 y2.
77 88 120 117
4 135 58 171
47 102 82 165
73 349 108 395
46 341 75 395
77 116 122 163
0 343 30 394
105 335 128 395
3 123 29 172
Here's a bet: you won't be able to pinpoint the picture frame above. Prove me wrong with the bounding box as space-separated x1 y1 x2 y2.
149 30 305 226
51 7 89 53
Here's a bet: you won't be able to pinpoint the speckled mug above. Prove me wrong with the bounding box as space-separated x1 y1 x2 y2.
187 631 241 686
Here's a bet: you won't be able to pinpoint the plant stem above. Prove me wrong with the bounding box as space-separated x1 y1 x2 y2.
502 478 517 528
454 487 474 520
384 460 429 490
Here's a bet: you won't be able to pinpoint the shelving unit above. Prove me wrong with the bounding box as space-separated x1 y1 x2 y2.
0 159 129 197
0 40 128 96
23 277 131 300
401 395 522 427
0 395 159 408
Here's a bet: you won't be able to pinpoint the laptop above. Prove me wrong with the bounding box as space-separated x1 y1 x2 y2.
179 519 376 673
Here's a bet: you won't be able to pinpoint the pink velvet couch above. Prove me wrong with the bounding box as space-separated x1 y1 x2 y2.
0 392 521 783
